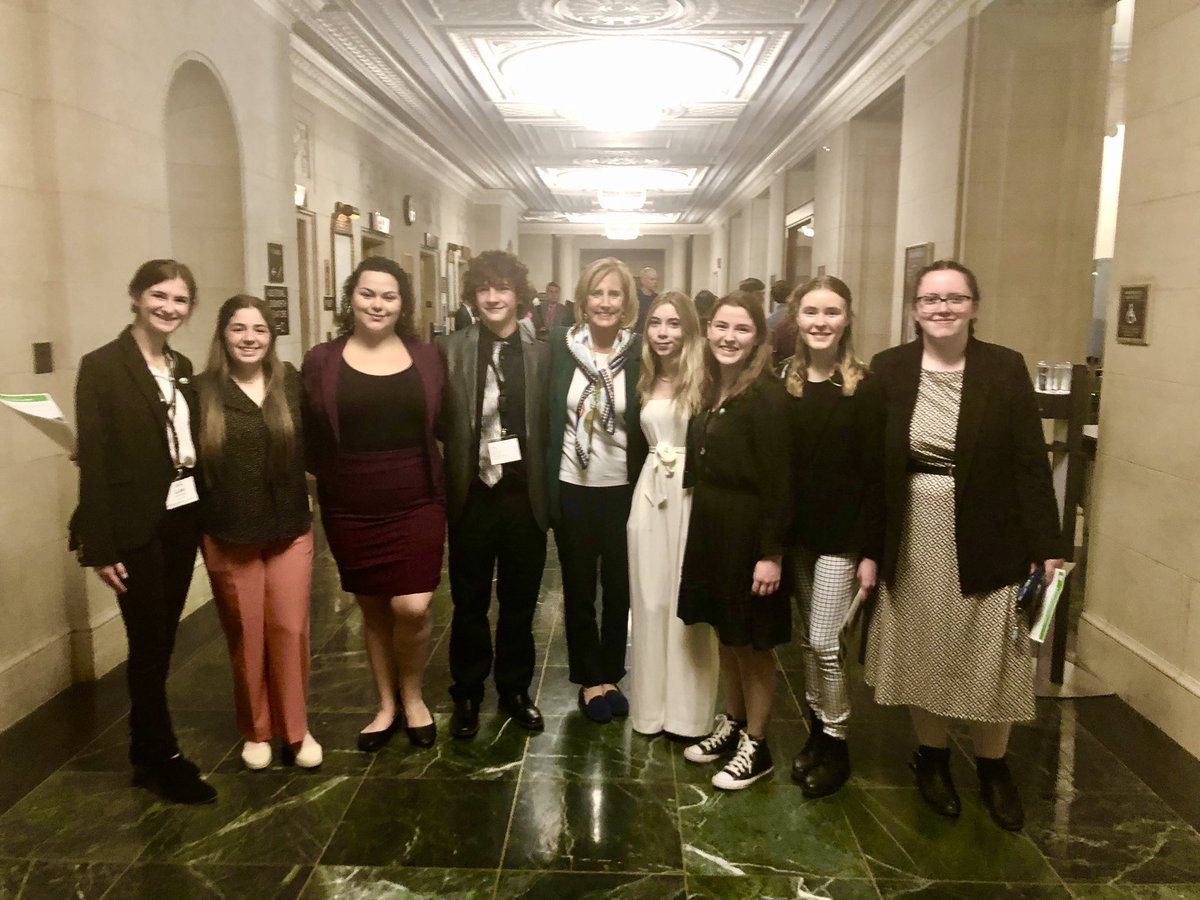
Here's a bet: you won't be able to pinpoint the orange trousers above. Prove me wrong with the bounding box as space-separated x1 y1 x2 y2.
202 530 314 745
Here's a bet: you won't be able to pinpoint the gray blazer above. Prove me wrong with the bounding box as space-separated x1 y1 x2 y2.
436 323 551 531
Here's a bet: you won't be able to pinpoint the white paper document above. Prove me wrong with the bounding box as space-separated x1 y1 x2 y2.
0 392 76 452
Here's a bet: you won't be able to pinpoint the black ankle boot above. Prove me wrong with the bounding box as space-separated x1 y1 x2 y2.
910 745 960 818
976 756 1024 831
802 736 850 798
791 709 826 783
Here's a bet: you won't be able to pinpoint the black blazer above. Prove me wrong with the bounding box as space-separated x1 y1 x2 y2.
71 327 200 566
786 372 883 556
544 326 649 524
436 324 552 530
683 373 792 559
864 338 1062 595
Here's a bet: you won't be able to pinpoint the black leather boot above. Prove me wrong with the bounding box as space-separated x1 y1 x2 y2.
976 755 1024 831
802 736 850 798
910 745 961 818
791 709 826 783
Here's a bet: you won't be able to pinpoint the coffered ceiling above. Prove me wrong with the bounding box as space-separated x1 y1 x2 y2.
289 0 960 226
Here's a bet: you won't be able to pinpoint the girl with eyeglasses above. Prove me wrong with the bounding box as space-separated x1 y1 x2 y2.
862 260 1063 830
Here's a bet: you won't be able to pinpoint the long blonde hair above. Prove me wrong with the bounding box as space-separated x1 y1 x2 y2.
199 294 296 485
702 290 774 409
636 291 705 417
783 275 867 398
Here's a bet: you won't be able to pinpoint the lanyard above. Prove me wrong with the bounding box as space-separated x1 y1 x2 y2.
152 351 184 476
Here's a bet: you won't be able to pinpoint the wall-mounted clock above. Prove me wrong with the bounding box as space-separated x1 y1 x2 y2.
403 195 417 226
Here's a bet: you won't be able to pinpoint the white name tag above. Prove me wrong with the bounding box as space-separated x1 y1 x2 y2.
165 475 200 509
486 437 522 465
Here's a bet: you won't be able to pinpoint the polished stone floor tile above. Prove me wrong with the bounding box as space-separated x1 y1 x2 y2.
497 870 687 898
0 859 124 899
874 881 1073 898
1065 885 1200 898
104 862 310 899
686 874 880 898
304 655 379 714
678 783 868 879
64 710 237 776
523 715 675 782
139 773 357 865
0 771 168 863
1025 792 1200 884
366 713 529 780
504 779 682 873
300 865 497 898
168 640 238 711
321 778 515 868
841 786 1059 883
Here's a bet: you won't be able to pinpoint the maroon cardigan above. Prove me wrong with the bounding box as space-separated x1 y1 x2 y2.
300 334 445 499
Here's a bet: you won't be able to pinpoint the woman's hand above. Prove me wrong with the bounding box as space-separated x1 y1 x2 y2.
857 557 878 592
752 557 782 596
1040 558 1065 584
93 563 129 594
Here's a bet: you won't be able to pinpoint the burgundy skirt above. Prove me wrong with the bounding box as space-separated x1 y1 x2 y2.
318 448 445 596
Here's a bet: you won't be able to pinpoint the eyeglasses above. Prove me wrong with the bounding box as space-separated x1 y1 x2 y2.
914 294 973 309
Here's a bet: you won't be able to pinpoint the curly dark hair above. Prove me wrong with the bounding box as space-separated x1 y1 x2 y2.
461 250 536 316
336 256 416 339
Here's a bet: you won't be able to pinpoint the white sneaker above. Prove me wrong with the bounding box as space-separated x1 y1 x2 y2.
683 714 744 764
711 731 774 790
241 740 272 770
294 733 323 769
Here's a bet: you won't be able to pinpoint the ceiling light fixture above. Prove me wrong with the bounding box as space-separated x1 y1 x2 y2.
501 39 740 132
604 221 641 240
800 224 815 238
334 202 360 221
547 167 692 193
596 188 647 211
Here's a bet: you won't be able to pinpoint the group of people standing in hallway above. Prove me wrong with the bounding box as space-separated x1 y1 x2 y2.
71 248 1062 834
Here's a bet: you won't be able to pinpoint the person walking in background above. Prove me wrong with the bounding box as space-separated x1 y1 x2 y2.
678 290 791 790
781 276 881 798
438 251 551 739
70 259 215 804
627 291 718 739
197 294 320 771
765 280 792 334
547 257 648 724
863 260 1062 830
302 257 446 752
693 289 717 328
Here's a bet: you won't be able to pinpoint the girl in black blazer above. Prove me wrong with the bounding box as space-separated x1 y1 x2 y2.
782 276 881 799
70 259 216 804
862 260 1062 831
546 257 647 724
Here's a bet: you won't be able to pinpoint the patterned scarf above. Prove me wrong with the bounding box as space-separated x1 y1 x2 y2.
566 323 633 469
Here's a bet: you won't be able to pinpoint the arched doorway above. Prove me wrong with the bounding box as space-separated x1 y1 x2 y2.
164 59 245 361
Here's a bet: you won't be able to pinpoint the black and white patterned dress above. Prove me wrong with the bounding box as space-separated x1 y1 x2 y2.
864 369 1035 722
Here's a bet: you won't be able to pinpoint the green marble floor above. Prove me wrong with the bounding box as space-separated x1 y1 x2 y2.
2 542 1200 899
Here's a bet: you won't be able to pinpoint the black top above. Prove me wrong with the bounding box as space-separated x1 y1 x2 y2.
473 326 527 486
337 360 426 451
684 373 791 558
199 364 312 545
787 373 883 555
864 338 1063 595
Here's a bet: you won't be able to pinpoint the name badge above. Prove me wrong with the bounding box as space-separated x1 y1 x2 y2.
486 437 522 465
165 475 200 509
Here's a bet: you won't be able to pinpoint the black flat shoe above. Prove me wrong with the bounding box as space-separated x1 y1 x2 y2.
604 686 630 717
357 716 400 753
132 755 217 805
450 698 481 739
499 692 544 731
405 719 437 748
578 688 612 724
792 709 826 783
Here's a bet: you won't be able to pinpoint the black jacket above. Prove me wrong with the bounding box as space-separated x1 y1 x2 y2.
864 338 1062 594
71 327 201 566
436 324 552 530
787 372 883 555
